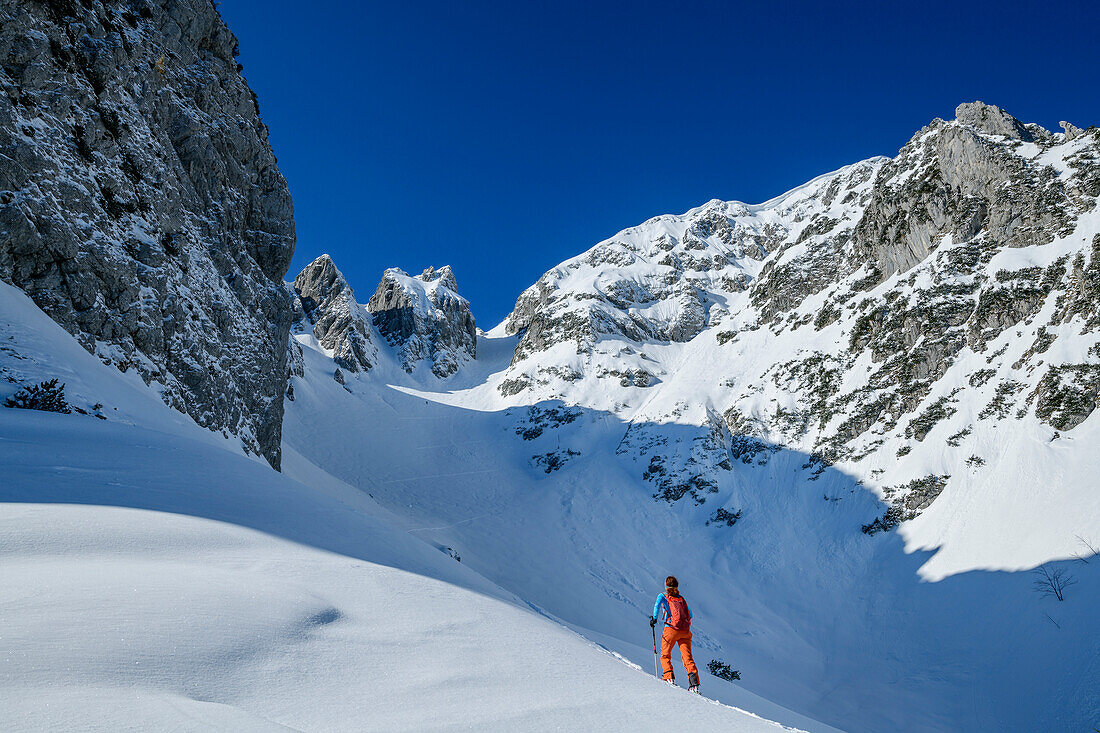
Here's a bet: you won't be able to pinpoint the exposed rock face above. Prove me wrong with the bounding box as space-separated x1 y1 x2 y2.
0 0 295 467
1060 120 1083 141
954 101 1032 140
289 258 477 379
293 255 375 373
367 265 476 377
853 102 1077 283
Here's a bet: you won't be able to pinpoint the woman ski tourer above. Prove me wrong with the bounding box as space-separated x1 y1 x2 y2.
650 575 699 692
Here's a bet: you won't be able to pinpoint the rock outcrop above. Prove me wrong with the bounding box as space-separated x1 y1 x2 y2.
0 0 295 467
1060 120 1083 142
367 266 476 377
293 255 375 373
954 100 1032 140
852 101 1076 283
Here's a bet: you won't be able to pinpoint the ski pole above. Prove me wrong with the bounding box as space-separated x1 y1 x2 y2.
652 622 659 678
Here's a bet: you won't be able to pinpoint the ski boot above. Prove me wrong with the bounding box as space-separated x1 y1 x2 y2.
687 672 700 694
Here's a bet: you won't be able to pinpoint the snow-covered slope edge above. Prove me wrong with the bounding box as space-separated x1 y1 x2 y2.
0 281 796 732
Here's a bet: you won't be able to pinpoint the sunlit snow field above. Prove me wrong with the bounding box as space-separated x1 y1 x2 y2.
0 282 799 731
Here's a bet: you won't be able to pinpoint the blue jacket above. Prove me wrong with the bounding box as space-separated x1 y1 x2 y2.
652 592 691 626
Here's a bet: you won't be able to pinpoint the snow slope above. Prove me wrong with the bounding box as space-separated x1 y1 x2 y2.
283 330 1100 732
0 282 795 732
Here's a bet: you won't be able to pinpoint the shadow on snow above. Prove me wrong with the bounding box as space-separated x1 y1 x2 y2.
1 385 1098 733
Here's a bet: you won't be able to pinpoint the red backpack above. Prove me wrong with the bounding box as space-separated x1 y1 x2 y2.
666 594 691 630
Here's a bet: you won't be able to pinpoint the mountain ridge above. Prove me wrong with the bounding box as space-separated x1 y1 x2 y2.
296 103 1098 554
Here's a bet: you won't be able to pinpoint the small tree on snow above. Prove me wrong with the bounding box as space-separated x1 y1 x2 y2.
1032 565 1077 602
4 379 71 413
707 659 741 681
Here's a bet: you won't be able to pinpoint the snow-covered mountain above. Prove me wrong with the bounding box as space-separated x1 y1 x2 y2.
290 255 478 380
292 254 378 374
365 264 477 378
278 102 1100 731
473 101 1100 569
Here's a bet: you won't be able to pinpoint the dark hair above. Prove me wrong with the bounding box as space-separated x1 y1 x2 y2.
665 575 678 589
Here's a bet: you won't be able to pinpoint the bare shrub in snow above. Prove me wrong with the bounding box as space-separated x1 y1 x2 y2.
1031 565 1077 602
1073 535 1098 564
706 508 742 527
862 506 903 535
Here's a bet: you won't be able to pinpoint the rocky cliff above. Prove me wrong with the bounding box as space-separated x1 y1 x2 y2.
293 254 376 374
0 0 295 467
289 259 477 380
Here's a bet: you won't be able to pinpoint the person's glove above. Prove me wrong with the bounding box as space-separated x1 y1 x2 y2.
649 617 657 628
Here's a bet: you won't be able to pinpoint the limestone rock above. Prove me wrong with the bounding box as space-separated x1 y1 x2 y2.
955 101 1032 140
1060 120 1083 141
853 103 1072 283
293 255 375 373
0 0 296 467
367 266 476 377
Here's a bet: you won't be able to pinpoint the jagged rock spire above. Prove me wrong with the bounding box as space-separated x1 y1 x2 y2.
420 265 459 291
368 266 476 377
293 255 376 373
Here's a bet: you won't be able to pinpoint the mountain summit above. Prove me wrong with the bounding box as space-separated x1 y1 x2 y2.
367 265 477 377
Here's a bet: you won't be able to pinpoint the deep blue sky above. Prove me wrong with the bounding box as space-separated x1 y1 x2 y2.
219 0 1100 326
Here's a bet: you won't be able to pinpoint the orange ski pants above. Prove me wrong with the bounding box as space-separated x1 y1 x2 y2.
660 626 698 681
